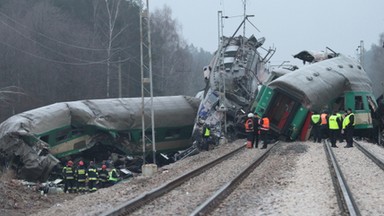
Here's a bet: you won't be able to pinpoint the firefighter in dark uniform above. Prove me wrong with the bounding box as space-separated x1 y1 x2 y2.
75 160 87 193
310 112 321 143
62 160 76 193
328 111 342 148
245 113 254 148
98 164 109 188
259 115 270 149
87 161 98 192
343 108 355 148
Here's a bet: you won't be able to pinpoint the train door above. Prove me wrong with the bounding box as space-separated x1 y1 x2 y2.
265 90 300 135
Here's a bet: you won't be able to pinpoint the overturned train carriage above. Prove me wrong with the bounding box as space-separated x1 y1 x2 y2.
0 96 200 181
254 54 377 140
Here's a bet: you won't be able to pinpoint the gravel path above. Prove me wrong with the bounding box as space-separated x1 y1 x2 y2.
29 140 384 216
131 147 263 215
211 141 339 216
333 142 384 215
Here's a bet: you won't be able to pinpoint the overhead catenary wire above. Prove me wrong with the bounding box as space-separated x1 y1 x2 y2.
0 10 138 65
0 10 131 52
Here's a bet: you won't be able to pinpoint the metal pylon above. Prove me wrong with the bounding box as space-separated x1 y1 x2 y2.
140 0 156 165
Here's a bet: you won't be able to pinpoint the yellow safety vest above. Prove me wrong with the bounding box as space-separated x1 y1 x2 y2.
328 115 339 129
204 127 210 137
311 114 320 124
343 113 355 129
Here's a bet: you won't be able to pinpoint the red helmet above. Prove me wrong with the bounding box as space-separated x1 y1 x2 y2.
67 160 73 166
78 160 84 166
102 165 107 170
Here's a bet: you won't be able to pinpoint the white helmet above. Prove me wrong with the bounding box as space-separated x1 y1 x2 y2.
247 113 254 118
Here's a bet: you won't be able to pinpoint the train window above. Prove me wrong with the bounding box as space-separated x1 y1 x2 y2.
56 128 71 142
40 135 49 143
354 96 364 110
164 129 181 140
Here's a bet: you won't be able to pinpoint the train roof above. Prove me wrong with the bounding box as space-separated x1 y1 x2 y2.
0 95 200 137
268 54 373 111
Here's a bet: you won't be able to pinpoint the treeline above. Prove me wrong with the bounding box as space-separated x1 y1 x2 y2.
0 0 211 122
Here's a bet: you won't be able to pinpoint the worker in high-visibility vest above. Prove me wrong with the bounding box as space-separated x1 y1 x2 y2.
342 108 355 148
310 112 321 143
328 111 342 148
108 166 120 186
319 110 328 141
259 115 270 149
202 124 211 151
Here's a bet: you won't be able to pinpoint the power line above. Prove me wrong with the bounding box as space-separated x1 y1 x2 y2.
0 10 122 52
0 40 106 66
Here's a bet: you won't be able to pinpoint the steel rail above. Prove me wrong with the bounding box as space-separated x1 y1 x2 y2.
324 140 361 216
190 141 279 216
354 140 384 171
101 144 245 216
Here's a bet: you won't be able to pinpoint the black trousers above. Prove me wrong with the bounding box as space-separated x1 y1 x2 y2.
253 131 259 148
329 129 339 147
345 127 354 147
260 130 268 148
312 125 321 142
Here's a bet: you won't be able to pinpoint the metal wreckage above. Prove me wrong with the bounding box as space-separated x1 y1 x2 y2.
0 16 276 182
0 96 200 181
1 24 383 182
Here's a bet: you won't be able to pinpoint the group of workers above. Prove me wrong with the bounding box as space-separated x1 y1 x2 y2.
62 160 120 193
311 108 355 148
245 113 270 149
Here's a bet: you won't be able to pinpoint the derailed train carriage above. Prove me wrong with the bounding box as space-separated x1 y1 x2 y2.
0 96 200 181
253 52 378 141
192 28 274 144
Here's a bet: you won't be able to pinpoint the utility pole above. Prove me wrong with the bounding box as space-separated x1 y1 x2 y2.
140 0 156 173
118 57 122 98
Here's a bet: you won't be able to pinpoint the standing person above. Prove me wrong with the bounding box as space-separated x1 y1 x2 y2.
310 112 321 143
87 161 98 192
202 124 211 151
253 113 260 148
75 160 87 193
62 160 76 193
319 110 328 141
245 113 254 148
328 111 342 148
343 108 355 148
98 164 109 188
259 114 270 149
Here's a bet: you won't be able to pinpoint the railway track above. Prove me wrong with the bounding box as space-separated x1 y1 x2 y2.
325 139 384 215
101 142 278 216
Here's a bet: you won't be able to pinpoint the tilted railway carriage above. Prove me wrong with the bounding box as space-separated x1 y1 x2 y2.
0 96 200 181
254 54 378 141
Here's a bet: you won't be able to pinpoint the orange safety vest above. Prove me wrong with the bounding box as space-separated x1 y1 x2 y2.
320 113 327 125
245 118 254 132
260 117 270 131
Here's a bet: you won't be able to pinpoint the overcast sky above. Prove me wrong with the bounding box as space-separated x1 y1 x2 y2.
150 0 384 66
